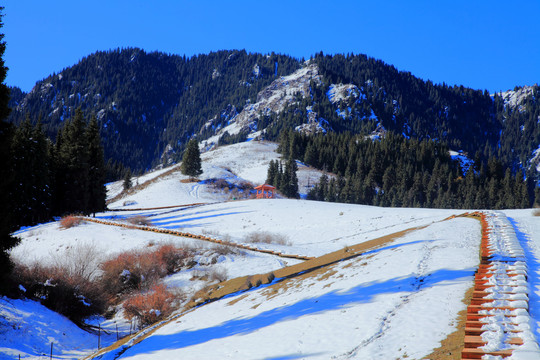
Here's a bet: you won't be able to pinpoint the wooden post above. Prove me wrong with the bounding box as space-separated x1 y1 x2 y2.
50 342 53 359
116 322 119 341
98 323 101 349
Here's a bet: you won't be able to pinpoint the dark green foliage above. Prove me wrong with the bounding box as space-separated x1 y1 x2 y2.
86 115 107 216
265 158 299 199
181 139 203 179
0 7 19 294
53 109 90 214
7 48 540 189
8 109 107 222
9 48 300 173
288 130 531 209
123 169 133 191
266 159 279 185
11 116 52 226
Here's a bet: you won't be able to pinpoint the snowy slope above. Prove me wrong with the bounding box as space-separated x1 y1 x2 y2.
4 140 540 360
97 217 481 360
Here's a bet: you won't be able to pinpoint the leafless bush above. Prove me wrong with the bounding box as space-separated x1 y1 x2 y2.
209 243 241 256
237 181 254 191
100 244 194 300
533 209 540 217
123 283 180 328
12 260 105 325
127 215 152 226
52 242 103 281
212 178 229 189
59 215 84 229
207 266 228 283
244 231 291 246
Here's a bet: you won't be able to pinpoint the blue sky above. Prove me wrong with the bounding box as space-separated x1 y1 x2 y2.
3 0 540 93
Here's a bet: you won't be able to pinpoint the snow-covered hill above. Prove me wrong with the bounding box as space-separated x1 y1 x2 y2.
3 140 540 359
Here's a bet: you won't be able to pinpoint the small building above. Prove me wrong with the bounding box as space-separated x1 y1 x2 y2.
254 184 276 199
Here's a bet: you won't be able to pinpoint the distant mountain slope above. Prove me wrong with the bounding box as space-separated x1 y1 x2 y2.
8 49 540 181
8 48 300 171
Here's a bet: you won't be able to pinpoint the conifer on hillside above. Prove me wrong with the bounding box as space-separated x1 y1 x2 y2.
0 7 19 294
181 139 203 180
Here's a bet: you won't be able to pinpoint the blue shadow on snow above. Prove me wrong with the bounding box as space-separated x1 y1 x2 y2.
507 217 540 343
117 267 475 358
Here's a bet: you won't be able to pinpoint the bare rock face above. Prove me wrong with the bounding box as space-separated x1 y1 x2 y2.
232 62 322 132
202 62 322 149
498 85 537 113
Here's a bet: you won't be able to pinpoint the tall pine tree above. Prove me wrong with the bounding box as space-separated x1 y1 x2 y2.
86 115 106 216
0 7 19 293
181 139 203 180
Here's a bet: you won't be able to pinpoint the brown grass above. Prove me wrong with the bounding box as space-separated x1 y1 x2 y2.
244 231 291 246
127 215 153 226
124 284 180 328
87 215 465 359
59 215 84 229
180 178 200 183
185 225 426 310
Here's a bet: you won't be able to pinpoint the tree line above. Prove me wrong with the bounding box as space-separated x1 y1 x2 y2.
275 129 538 209
8 48 301 173
11 109 107 226
1 107 107 293
265 158 299 198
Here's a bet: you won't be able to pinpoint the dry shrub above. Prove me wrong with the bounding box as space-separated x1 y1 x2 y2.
123 283 178 328
13 261 105 325
60 215 83 229
244 231 291 246
127 215 152 226
533 209 540 217
207 267 228 283
100 244 193 299
52 242 103 281
156 244 191 274
237 181 254 191
213 178 229 189
209 243 241 256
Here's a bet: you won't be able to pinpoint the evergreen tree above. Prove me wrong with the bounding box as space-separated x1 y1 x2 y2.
282 157 299 198
11 116 52 226
56 108 90 214
266 159 278 185
0 7 19 293
86 115 107 216
180 138 203 180
123 169 133 191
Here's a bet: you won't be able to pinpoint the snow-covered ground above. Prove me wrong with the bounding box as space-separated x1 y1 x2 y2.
3 140 540 360
98 216 481 360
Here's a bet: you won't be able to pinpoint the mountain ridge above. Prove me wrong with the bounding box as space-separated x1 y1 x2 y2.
7 49 540 183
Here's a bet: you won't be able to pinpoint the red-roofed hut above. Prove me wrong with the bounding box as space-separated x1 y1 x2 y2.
254 184 275 199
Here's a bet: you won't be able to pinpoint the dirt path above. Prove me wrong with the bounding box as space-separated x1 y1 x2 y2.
87 222 432 360
88 213 474 360
80 216 314 261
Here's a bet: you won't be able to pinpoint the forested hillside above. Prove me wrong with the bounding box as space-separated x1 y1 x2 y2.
8 48 300 173
8 49 540 185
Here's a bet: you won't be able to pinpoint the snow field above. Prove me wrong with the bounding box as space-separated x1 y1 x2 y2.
96 217 481 360
5 139 540 360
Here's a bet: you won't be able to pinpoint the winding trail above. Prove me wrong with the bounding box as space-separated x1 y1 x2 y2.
79 215 313 261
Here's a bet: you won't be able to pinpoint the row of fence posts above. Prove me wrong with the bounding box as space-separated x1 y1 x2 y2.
21 321 125 359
